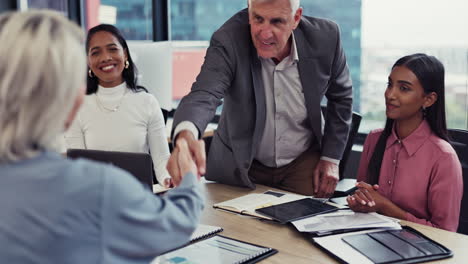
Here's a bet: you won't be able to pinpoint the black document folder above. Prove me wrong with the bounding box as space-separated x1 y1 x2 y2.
314 226 453 264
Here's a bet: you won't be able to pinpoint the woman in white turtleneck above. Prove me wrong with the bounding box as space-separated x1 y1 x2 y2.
65 24 172 187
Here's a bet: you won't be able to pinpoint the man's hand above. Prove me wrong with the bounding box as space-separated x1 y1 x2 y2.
175 138 198 177
313 160 339 198
161 178 173 188
167 130 206 186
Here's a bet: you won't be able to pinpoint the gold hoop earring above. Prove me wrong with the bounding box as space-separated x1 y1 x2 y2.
125 60 129 69
88 69 94 78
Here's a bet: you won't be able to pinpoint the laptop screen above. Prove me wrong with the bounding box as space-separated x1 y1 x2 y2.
66 149 154 188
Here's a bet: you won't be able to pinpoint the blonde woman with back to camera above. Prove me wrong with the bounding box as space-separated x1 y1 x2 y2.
0 10 204 263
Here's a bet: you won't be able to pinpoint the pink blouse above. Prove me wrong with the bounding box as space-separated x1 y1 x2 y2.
357 120 463 231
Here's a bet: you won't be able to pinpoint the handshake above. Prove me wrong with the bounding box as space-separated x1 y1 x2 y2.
166 131 206 187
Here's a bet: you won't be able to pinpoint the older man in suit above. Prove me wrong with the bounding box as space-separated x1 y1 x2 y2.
168 0 353 197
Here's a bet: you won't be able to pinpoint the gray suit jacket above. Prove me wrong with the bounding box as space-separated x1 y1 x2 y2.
173 9 353 188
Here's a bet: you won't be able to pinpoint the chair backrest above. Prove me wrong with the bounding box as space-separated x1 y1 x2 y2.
321 106 362 180
161 108 169 124
67 149 154 188
448 129 468 235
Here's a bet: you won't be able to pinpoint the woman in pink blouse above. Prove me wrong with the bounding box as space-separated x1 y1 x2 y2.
347 54 463 231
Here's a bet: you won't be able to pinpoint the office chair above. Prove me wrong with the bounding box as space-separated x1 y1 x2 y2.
161 108 169 124
320 105 362 180
318 105 363 199
201 115 220 158
448 129 468 235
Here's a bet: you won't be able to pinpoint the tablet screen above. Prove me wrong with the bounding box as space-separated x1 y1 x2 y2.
255 198 338 223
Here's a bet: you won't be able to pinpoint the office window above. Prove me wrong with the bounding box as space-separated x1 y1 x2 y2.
18 0 68 13
170 0 245 110
83 0 468 131
170 0 468 131
84 0 153 40
358 0 468 131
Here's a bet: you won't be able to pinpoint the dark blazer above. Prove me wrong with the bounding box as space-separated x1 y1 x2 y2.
173 9 353 188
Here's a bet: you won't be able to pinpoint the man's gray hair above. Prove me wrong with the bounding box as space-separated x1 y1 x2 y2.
0 10 86 162
248 0 301 15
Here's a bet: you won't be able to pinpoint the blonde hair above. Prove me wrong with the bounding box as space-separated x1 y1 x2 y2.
0 10 86 162
248 0 301 15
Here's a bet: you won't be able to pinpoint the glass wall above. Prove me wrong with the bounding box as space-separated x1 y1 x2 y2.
19 0 68 12
84 0 468 131
170 0 245 111
358 0 468 131
85 0 153 40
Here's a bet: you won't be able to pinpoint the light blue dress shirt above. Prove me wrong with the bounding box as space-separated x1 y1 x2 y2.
0 151 204 264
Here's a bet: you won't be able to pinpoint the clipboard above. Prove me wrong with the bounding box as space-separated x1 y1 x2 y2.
151 235 278 264
190 224 223 243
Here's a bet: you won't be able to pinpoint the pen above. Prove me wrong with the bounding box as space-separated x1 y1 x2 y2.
312 197 331 204
346 186 359 195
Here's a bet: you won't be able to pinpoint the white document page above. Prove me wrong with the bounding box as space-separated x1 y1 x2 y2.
292 211 400 233
312 228 400 264
313 230 377 264
153 184 171 194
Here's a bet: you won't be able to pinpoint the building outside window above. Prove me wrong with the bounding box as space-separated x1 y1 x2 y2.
85 0 153 40
84 0 468 131
18 0 68 13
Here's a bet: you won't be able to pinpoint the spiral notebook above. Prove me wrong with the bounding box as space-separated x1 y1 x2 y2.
190 224 223 242
151 235 277 264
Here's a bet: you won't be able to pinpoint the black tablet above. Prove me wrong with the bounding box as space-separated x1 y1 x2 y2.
255 198 339 224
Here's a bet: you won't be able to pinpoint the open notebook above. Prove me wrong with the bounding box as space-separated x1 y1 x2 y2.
213 190 307 220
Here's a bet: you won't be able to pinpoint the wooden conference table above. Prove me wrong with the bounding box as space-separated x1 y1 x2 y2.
197 179 468 264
